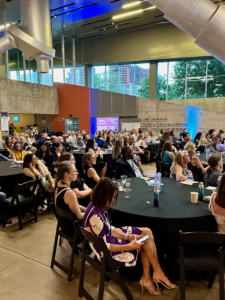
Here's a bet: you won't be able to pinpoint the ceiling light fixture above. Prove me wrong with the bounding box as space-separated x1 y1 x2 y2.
122 1 144 8
112 6 156 19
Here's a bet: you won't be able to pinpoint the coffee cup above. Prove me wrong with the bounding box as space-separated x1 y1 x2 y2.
191 192 198 203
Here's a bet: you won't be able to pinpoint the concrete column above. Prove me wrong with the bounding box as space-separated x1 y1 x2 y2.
149 61 157 99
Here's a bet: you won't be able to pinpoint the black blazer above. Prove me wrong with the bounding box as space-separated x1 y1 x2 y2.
115 157 139 179
104 141 114 148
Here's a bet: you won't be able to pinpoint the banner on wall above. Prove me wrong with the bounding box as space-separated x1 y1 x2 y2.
1 112 9 133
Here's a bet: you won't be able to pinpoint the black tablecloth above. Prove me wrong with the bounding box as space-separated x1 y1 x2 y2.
199 153 225 171
145 143 160 162
109 177 217 278
0 161 23 197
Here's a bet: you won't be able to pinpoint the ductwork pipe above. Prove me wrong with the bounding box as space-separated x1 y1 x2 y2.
20 0 53 73
147 0 225 64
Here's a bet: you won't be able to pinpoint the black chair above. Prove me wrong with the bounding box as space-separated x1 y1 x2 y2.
176 231 225 300
159 162 171 177
3 180 38 230
63 142 71 152
50 203 82 281
75 223 134 300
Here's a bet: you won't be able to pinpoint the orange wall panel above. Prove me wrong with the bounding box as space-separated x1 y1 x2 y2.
52 83 90 133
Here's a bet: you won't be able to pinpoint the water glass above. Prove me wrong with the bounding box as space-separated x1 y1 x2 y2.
126 178 132 187
116 182 123 192
177 177 182 187
10 159 15 165
105 149 108 154
206 148 210 158
196 151 200 156
124 188 131 199
121 175 127 185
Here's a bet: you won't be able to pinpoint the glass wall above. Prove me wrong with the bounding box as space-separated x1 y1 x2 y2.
91 63 150 97
157 59 225 100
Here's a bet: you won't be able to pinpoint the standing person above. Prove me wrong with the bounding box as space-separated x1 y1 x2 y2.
83 178 177 295
58 153 92 207
85 138 107 178
82 152 100 189
204 154 223 187
54 161 85 240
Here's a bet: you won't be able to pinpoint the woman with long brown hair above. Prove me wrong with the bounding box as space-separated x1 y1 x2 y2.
170 151 190 180
209 173 225 233
161 141 174 164
204 153 223 187
4 136 13 157
83 178 177 295
82 152 100 189
112 140 122 160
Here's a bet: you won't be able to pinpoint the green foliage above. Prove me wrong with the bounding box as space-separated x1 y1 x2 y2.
137 75 149 98
157 59 225 100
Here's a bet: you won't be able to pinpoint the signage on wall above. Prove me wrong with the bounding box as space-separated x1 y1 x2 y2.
97 117 119 131
1 112 9 133
58 118 65 121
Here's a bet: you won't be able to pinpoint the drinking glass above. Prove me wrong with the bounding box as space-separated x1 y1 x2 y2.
124 188 131 199
105 149 108 154
126 178 132 187
116 182 123 192
206 148 210 158
196 151 200 156
10 159 15 165
121 175 127 185
177 176 182 187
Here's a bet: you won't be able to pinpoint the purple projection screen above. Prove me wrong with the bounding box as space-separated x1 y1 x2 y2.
97 117 119 131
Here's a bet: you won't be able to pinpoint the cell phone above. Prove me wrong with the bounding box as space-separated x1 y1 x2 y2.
137 234 149 243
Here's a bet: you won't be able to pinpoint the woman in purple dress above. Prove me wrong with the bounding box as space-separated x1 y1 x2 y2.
83 178 177 296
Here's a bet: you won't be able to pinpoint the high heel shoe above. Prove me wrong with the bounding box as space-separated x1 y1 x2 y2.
153 272 178 290
139 278 161 296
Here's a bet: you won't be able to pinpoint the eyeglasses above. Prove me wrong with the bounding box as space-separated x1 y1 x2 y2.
70 170 78 174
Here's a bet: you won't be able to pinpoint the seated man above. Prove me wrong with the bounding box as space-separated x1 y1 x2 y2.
57 136 66 152
50 135 58 153
115 146 143 179
73 133 85 149
179 132 190 150
206 136 224 154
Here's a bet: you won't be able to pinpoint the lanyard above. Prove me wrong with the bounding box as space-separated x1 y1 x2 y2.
15 151 23 160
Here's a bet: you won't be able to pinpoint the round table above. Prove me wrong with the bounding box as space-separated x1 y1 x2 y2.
145 142 160 162
0 161 23 197
109 177 217 278
71 150 113 178
199 153 225 171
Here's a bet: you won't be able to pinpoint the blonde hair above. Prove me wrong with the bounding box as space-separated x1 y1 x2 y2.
184 142 196 156
117 134 123 140
198 137 207 147
170 151 188 171
20 133 25 137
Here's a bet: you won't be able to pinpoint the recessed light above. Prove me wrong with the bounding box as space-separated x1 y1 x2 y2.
112 6 156 19
122 1 143 8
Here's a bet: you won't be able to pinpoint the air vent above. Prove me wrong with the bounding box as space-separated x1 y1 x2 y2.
51 3 98 18
50 2 76 12
118 22 131 27
78 34 103 40
111 0 121 2
82 18 111 26
117 20 169 32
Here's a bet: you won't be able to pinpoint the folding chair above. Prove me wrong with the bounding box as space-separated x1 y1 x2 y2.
75 222 134 300
176 230 225 300
159 162 171 177
3 180 38 230
50 203 83 281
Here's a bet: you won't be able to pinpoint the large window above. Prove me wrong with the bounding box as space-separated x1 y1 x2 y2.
91 63 150 97
157 59 225 100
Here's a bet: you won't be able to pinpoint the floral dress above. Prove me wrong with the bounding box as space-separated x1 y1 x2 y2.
83 202 142 267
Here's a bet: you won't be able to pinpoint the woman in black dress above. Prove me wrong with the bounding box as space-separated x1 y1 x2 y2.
82 152 100 189
85 138 107 177
37 142 54 172
58 153 92 207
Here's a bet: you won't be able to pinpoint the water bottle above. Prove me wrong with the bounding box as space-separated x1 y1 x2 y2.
188 171 193 181
154 173 159 189
217 175 222 187
198 182 204 201
157 172 162 192
154 186 159 207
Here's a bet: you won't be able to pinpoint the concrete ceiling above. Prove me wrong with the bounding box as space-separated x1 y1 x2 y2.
2 0 225 46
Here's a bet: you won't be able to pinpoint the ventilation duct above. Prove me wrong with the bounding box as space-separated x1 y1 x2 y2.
0 0 55 73
147 0 225 64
